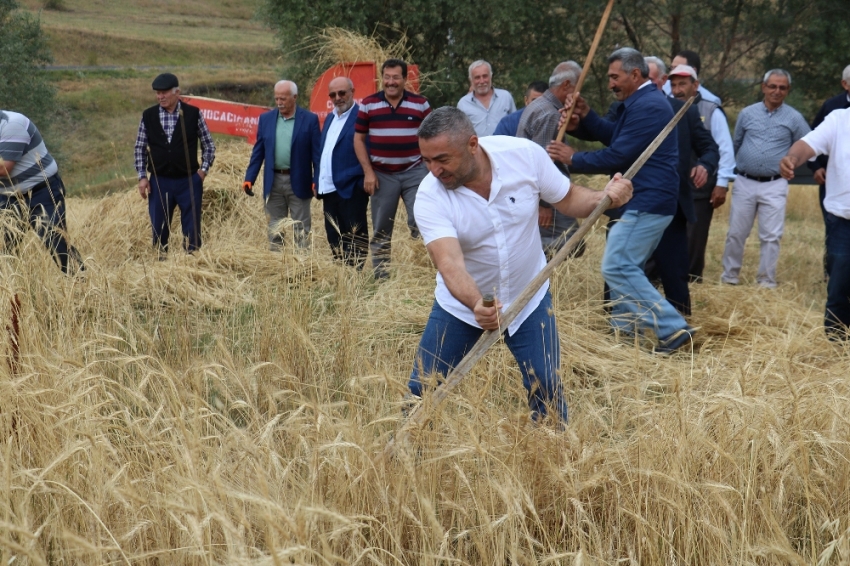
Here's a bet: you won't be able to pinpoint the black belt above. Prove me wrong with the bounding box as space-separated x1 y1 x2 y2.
274 168 290 175
737 171 781 183
27 174 57 195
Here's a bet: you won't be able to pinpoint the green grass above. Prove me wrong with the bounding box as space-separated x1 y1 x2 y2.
15 0 283 195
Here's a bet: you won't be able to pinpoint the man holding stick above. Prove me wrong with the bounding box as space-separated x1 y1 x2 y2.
408 107 632 423
547 47 695 353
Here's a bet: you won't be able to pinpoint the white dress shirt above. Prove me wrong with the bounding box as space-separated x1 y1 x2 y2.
708 107 736 187
318 104 355 195
414 136 571 335
802 107 850 219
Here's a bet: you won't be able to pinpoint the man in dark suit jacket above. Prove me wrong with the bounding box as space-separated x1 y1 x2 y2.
808 65 850 275
547 47 694 354
645 59 718 316
243 80 320 250
315 77 368 268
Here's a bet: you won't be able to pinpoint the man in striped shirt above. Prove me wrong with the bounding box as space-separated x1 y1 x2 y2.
354 59 431 279
0 110 82 273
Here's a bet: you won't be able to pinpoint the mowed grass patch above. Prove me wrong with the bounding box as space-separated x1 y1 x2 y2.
42 28 278 68
20 0 275 67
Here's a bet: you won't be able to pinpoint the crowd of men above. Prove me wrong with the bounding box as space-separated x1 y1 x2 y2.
2 49 849 425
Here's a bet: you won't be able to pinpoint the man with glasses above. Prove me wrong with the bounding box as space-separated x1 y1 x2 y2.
315 77 368 268
243 80 320 250
354 58 431 279
720 69 810 288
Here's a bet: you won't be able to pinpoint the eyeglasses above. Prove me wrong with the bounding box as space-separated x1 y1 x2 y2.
329 90 349 99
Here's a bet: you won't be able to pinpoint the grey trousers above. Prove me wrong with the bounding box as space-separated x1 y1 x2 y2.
265 172 312 250
371 164 427 277
721 175 788 287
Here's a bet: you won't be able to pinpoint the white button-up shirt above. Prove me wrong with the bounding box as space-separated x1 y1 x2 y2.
414 136 571 335
802 107 850 219
318 104 355 195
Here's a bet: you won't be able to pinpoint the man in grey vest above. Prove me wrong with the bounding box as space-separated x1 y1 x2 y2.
668 64 736 281
517 61 584 257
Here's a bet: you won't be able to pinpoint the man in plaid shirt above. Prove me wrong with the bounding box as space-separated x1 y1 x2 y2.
134 73 215 254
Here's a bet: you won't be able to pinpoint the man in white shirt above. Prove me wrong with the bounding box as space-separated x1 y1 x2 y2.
457 60 517 137
409 107 632 423
315 77 368 267
780 107 850 339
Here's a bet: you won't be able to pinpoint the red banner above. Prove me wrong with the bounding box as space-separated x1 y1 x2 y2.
181 95 269 144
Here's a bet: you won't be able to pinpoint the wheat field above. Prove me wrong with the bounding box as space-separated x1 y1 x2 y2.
1 141 848 565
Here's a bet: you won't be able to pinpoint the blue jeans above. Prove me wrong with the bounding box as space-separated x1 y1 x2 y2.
149 173 204 252
409 291 568 423
825 212 850 339
602 210 688 339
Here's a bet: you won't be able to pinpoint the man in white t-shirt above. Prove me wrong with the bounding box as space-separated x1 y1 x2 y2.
409 107 632 423
780 107 850 340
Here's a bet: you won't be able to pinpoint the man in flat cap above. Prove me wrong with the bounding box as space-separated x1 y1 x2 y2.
134 73 216 255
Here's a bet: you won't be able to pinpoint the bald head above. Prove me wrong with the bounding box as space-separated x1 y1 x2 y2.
328 76 355 114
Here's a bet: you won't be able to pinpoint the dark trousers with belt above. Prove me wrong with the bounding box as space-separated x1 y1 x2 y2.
824 212 850 339
148 172 203 252
320 185 369 268
1 173 81 273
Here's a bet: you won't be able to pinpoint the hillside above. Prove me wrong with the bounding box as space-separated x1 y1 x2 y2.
19 0 280 195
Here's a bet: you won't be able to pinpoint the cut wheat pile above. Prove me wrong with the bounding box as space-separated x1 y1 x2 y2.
1 140 848 565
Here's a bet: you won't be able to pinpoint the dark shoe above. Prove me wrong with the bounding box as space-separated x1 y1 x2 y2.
654 326 697 355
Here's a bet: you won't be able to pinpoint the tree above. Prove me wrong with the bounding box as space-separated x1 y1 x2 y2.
0 0 56 129
261 0 850 117
261 0 616 109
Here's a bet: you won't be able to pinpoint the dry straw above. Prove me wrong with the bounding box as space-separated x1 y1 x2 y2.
1 141 849 564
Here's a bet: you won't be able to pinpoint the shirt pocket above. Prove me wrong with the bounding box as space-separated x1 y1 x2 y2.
504 191 538 228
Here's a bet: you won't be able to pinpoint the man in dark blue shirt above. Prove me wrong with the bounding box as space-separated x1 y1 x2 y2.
493 81 547 137
546 47 694 354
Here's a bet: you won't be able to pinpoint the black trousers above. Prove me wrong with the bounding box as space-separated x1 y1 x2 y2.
687 198 713 282
321 186 369 268
648 208 691 316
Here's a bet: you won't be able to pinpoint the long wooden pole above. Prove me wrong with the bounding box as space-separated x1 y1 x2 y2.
383 96 696 459
555 0 616 143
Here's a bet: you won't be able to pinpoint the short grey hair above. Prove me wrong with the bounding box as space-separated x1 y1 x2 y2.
468 60 492 79
418 106 475 143
644 56 667 77
548 61 581 88
275 79 298 95
841 64 850 82
608 47 648 78
762 69 791 85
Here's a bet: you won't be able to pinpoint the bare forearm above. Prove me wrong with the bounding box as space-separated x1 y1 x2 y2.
551 185 608 218
785 140 816 168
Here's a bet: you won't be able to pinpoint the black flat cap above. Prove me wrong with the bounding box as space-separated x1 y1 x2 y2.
152 73 179 90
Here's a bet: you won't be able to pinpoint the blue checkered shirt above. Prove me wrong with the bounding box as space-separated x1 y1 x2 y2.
134 101 216 179
733 101 810 177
